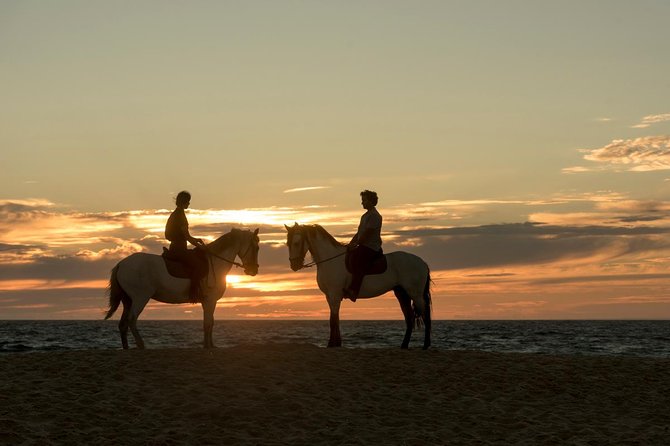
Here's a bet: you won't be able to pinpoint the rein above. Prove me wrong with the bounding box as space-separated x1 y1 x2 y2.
206 249 244 268
203 237 257 288
290 227 347 270
290 242 347 270
204 248 242 290
299 251 346 269
204 236 256 269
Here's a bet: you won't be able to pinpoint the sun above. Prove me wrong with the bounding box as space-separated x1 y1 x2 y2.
226 274 243 285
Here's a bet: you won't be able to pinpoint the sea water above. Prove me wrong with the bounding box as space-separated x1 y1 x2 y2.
1 320 669 357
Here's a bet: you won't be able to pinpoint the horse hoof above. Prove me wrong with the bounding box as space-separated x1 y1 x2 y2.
401 344 409 349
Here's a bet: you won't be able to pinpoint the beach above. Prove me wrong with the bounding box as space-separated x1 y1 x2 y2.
1 344 669 445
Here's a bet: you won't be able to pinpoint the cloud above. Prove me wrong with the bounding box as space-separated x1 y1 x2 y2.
3 194 670 319
74 241 146 261
562 166 596 174
495 300 547 308
531 273 670 286
575 136 670 172
0 199 55 207
631 113 670 129
283 186 331 193
387 221 670 272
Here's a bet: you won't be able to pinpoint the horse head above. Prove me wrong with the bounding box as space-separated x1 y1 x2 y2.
285 222 308 271
237 228 260 276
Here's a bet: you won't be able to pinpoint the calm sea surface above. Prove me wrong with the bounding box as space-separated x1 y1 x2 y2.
1 320 669 357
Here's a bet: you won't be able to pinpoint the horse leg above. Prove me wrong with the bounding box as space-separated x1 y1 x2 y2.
118 301 130 350
423 308 431 350
327 296 342 347
127 296 149 349
393 286 414 349
422 272 432 350
202 299 216 349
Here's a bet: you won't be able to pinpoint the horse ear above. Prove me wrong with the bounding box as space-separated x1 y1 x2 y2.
293 222 298 227
254 228 259 235
284 224 290 231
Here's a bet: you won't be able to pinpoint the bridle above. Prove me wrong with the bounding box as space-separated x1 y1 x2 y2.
205 233 258 271
289 228 345 270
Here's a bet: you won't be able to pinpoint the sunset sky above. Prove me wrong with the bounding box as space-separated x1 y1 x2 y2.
2 1 670 320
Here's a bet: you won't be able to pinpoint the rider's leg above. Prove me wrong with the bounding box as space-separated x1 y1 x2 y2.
344 245 377 301
184 249 207 302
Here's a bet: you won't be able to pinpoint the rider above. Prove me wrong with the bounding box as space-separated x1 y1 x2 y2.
343 189 383 302
165 190 208 301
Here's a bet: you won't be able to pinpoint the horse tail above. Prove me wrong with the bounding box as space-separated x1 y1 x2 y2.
412 267 433 329
423 268 432 324
105 263 127 320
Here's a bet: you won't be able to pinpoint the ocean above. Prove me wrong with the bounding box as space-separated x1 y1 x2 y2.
1 320 669 357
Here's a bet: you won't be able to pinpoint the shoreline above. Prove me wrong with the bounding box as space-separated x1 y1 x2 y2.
2 344 669 444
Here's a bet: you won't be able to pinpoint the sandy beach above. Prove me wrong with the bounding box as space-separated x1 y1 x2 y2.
1 344 669 445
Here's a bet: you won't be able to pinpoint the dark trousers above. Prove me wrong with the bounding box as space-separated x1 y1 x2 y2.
348 245 380 295
167 242 208 297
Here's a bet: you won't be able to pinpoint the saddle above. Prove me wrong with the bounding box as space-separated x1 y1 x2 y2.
161 248 204 279
345 249 388 275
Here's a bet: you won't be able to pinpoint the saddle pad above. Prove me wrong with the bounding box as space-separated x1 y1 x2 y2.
162 248 192 279
345 251 388 275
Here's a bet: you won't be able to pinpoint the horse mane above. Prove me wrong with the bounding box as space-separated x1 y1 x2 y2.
305 224 346 248
207 229 240 251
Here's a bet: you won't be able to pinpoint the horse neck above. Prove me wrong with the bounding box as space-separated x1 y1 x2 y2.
306 228 345 263
208 232 240 270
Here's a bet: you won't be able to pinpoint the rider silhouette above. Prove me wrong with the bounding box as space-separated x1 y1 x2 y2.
343 190 383 302
165 191 208 301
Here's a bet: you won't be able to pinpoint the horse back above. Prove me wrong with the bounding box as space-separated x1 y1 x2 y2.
117 252 169 279
386 251 428 270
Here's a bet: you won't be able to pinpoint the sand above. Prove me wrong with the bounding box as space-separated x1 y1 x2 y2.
1 344 669 445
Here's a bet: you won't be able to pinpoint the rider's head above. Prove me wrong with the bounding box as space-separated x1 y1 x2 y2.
360 190 378 208
175 190 191 209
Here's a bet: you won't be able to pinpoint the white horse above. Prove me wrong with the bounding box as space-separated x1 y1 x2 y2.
285 223 431 349
105 228 259 349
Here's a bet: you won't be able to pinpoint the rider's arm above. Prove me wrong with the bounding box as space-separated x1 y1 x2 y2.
355 211 381 247
356 228 376 247
181 223 204 247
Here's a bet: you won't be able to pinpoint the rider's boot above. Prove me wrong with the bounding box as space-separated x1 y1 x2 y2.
342 287 358 302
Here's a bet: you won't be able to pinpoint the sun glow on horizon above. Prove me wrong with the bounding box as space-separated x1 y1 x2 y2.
226 274 243 285
0 279 108 291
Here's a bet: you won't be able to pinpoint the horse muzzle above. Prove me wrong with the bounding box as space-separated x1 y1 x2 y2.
244 265 258 276
289 260 303 272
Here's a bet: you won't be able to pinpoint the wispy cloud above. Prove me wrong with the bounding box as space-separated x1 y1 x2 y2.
495 300 547 308
562 166 596 174
283 186 331 193
571 136 670 172
0 198 55 209
631 113 670 129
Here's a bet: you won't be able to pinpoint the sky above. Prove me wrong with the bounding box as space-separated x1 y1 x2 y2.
2 1 670 320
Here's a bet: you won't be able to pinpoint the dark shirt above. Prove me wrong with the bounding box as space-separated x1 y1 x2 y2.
356 207 383 251
165 208 188 244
